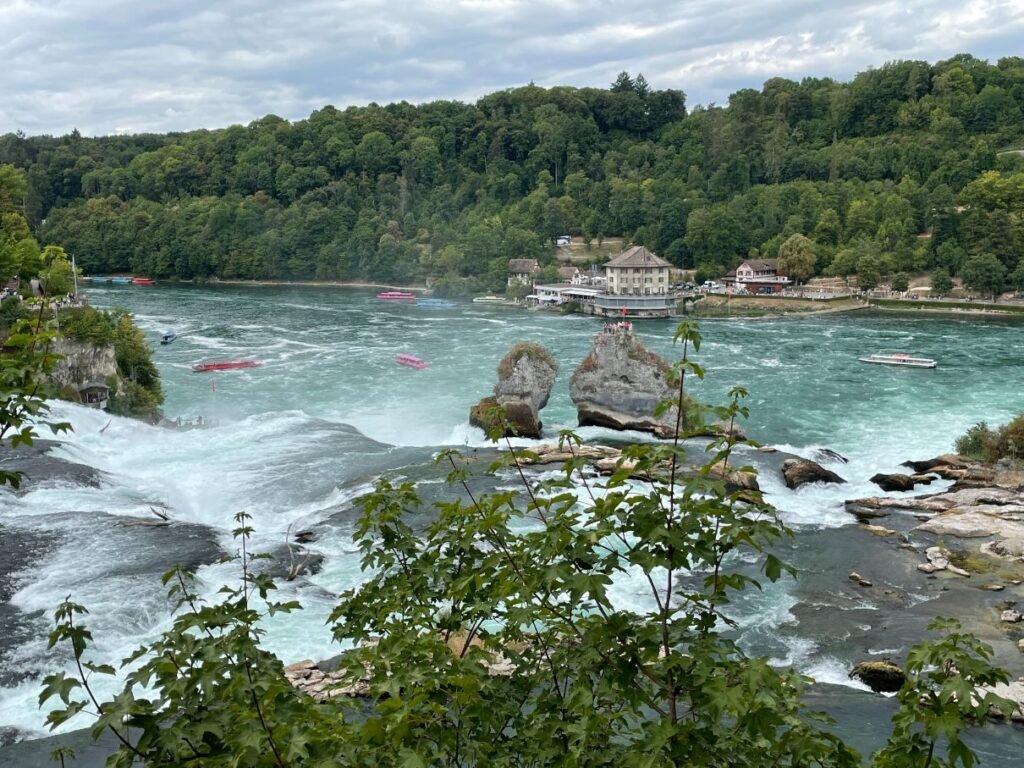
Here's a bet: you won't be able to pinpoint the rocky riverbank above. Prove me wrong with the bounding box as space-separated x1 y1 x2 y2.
844 453 1024 718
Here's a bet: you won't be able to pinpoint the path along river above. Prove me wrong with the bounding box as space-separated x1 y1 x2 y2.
3 284 1024 761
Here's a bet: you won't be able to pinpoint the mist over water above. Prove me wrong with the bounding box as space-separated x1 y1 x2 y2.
3 284 1024 754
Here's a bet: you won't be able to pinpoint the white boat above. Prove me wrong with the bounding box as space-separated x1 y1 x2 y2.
472 295 506 304
858 353 937 369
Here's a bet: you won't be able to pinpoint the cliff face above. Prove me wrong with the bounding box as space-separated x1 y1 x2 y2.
49 338 119 391
569 332 678 438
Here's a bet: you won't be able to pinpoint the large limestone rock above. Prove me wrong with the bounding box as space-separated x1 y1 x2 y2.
781 458 846 489
569 332 680 438
470 342 558 438
49 338 119 392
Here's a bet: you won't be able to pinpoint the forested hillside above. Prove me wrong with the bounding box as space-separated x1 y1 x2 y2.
2 55 1024 295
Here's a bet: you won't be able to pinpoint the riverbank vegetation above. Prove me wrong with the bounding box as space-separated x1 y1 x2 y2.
1 55 1022 297
955 414 1024 464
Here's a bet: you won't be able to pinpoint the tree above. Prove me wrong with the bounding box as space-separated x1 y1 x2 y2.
40 246 75 295
777 233 817 283
960 252 1006 300
890 272 909 293
931 267 954 296
1009 260 1024 294
856 254 881 292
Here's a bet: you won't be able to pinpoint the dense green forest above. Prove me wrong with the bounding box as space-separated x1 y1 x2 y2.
2 55 1024 295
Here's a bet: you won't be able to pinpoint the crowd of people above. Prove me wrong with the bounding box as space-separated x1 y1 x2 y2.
602 320 633 334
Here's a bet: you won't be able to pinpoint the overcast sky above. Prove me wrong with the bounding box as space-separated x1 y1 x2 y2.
2 0 1023 137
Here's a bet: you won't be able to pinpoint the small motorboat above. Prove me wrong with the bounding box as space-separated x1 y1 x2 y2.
110 276 134 285
418 298 454 308
133 277 156 286
858 353 937 369
376 291 417 301
160 329 177 345
192 359 262 373
395 353 429 370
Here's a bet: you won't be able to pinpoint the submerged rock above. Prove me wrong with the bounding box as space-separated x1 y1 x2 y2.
781 458 846 489
569 332 681 438
470 342 558 438
850 659 906 693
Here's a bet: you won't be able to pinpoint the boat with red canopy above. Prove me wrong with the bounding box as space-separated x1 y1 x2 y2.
377 291 417 300
192 359 262 373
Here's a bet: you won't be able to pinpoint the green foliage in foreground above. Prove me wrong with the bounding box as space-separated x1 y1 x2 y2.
40 323 1013 767
0 302 70 489
955 414 1024 464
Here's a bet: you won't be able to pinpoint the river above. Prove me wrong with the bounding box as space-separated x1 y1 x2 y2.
2 284 1024 762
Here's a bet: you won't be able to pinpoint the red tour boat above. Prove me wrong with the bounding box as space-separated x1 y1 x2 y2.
133 277 156 286
191 359 262 373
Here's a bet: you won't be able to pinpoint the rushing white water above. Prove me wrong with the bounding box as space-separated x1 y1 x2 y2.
2 284 1023 742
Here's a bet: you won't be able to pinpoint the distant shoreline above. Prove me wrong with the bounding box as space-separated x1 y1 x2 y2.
206 279 430 292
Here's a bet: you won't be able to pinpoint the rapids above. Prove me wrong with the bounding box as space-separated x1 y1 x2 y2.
2 283 1024 759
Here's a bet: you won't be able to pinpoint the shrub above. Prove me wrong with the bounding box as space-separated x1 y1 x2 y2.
954 421 996 460
955 414 1024 464
496 341 557 379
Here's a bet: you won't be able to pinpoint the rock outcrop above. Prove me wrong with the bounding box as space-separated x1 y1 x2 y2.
781 458 846 489
900 454 970 474
470 342 558 438
569 332 680 438
49 338 119 393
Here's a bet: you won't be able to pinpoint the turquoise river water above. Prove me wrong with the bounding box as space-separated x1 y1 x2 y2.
2 284 1024 761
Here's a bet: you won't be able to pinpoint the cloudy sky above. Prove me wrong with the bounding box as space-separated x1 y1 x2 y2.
2 0 1023 137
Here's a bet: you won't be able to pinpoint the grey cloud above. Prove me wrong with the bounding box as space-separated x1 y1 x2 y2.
1 0 1022 135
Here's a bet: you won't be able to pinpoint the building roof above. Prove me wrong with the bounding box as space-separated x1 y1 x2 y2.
739 258 778 271
508 259 540 274
78 381 110 392
605 246 671 269
557 266 579 279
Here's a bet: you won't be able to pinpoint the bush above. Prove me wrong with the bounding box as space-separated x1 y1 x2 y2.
954 422 996 460
59 306 116 345
496 341 557 379
954 414 1024 464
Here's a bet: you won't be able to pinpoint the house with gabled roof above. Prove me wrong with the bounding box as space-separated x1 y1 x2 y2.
604 246 671 297
723 258 791 294
507 259 540 286
527 246 677 317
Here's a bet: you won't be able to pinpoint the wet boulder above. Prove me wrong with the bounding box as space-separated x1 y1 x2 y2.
781 458 846 489
850 659 906 693
870 473 917 492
